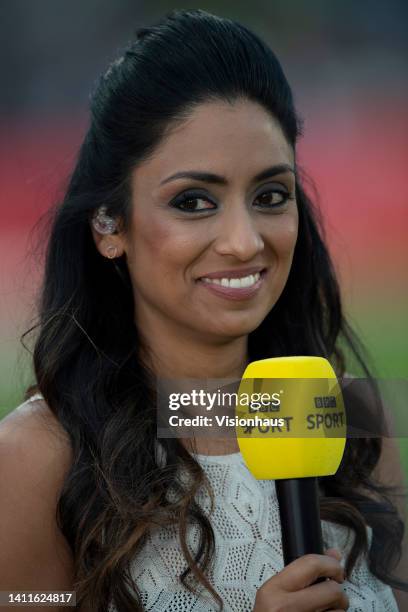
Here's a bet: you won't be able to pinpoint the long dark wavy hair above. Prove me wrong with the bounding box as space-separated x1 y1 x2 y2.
22 8 407 611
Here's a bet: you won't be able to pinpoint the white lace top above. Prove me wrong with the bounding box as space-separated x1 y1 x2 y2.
25 395 399 611
109 449 399 612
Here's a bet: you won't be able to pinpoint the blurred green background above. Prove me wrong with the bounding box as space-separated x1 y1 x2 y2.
0 2 407 478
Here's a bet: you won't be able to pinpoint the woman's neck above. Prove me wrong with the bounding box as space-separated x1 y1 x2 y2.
139 324 248 456
141 325 249 381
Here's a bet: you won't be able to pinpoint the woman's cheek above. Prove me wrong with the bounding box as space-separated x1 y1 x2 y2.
127 215 176 272
282 210 299 251
265 214 298 259
149 223 204 267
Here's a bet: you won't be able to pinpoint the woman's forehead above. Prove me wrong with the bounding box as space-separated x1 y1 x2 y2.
131 99 294 192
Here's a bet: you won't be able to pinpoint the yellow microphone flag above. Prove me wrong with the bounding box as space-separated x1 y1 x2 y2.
235 356 346 479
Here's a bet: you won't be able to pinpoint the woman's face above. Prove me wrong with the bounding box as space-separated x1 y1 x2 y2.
121 99 298 342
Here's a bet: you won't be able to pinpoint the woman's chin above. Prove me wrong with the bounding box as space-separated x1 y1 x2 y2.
203 315 266 339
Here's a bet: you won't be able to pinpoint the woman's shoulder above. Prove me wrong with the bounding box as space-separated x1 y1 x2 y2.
0 394 74 593
0 393 73 513
0 393 70 454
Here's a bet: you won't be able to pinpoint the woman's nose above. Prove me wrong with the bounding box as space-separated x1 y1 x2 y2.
213 204 264 260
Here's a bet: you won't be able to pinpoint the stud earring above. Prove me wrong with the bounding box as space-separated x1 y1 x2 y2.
106 245 118 259
92 206 118 235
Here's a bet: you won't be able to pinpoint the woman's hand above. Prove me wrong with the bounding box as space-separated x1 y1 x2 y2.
253 548 349 611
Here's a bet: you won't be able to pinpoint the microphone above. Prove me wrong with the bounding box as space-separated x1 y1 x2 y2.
235 356 346 571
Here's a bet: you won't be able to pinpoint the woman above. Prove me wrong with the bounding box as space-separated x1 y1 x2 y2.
0 8 406 612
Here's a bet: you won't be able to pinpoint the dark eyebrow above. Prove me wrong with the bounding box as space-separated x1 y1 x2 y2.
159 163 296 187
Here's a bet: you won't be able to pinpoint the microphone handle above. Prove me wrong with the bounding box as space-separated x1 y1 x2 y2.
275 477 325 583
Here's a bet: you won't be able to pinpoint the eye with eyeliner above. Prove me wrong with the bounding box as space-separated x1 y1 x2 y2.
169 190 216 213
168 185 294 214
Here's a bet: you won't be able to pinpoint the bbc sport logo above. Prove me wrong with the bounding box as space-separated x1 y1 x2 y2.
314 396 337 409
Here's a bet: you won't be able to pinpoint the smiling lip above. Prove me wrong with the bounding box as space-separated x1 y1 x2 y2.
197 269 268 301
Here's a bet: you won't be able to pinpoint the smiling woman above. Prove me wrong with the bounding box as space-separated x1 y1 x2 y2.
0 7 406 612
91 100 299 353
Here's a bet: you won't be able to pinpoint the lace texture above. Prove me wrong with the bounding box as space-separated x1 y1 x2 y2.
24 396 399 611
107 450 398 612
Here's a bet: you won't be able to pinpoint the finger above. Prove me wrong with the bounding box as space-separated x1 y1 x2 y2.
277 554 345 591
325 547 343 562
293 579 349 612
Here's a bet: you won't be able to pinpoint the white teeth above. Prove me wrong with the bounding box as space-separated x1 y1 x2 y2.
201 271 261 288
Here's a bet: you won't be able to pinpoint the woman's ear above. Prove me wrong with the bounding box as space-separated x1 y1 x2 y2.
91 230 125 260
90 207 126 260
